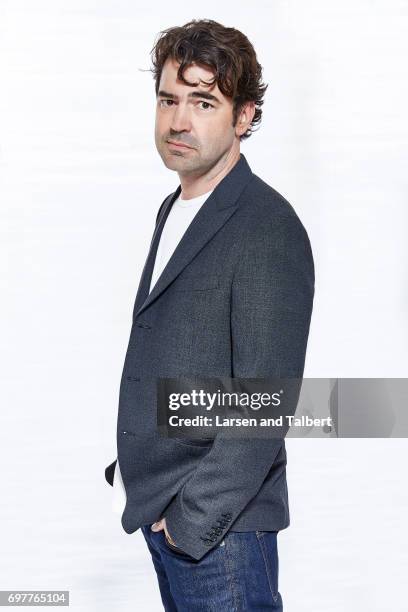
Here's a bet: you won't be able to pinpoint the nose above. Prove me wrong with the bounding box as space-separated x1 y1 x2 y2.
170 102 192 133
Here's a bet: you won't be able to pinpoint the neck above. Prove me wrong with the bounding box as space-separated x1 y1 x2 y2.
179 148 241 200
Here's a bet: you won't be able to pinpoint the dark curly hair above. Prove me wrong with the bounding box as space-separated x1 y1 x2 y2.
148 19 268 141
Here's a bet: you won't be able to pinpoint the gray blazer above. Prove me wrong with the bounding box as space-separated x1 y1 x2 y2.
105 153 315 561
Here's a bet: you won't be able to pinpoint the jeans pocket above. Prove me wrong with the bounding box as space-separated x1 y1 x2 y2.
163 533 196 560
256 531 279 602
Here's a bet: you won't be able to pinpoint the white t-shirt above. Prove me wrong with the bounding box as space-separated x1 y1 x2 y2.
112 187 214 514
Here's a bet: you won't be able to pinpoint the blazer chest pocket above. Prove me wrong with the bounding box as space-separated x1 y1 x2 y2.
173 437 214 448
173 275 220 292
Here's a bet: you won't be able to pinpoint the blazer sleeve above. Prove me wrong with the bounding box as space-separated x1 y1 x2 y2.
163 212 315 560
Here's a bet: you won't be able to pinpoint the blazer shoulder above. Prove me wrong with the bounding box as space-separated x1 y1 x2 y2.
241 174 310 238
237 175 315 280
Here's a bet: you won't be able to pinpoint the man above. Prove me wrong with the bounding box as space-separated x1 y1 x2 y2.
105 19 314 611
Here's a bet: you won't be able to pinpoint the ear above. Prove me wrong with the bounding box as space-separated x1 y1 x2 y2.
236 101 256 137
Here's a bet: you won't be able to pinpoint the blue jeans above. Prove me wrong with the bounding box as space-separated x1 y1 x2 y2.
141 524 283 611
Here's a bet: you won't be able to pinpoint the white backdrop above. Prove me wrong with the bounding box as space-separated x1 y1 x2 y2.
1 1 407 610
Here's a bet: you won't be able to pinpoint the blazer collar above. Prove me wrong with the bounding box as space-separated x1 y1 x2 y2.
133 152 253 320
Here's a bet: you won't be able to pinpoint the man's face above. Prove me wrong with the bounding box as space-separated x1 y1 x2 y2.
155 57 238 176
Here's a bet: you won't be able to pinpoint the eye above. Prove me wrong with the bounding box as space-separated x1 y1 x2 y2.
160 99 174 108
197 101 214 111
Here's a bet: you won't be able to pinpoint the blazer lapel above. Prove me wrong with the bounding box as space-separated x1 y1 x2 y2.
133 153 254 320
131 187 181 319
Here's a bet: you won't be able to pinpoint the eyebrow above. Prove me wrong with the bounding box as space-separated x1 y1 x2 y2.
157 89 222 104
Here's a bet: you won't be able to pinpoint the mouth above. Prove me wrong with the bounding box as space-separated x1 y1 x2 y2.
167 140 194 150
